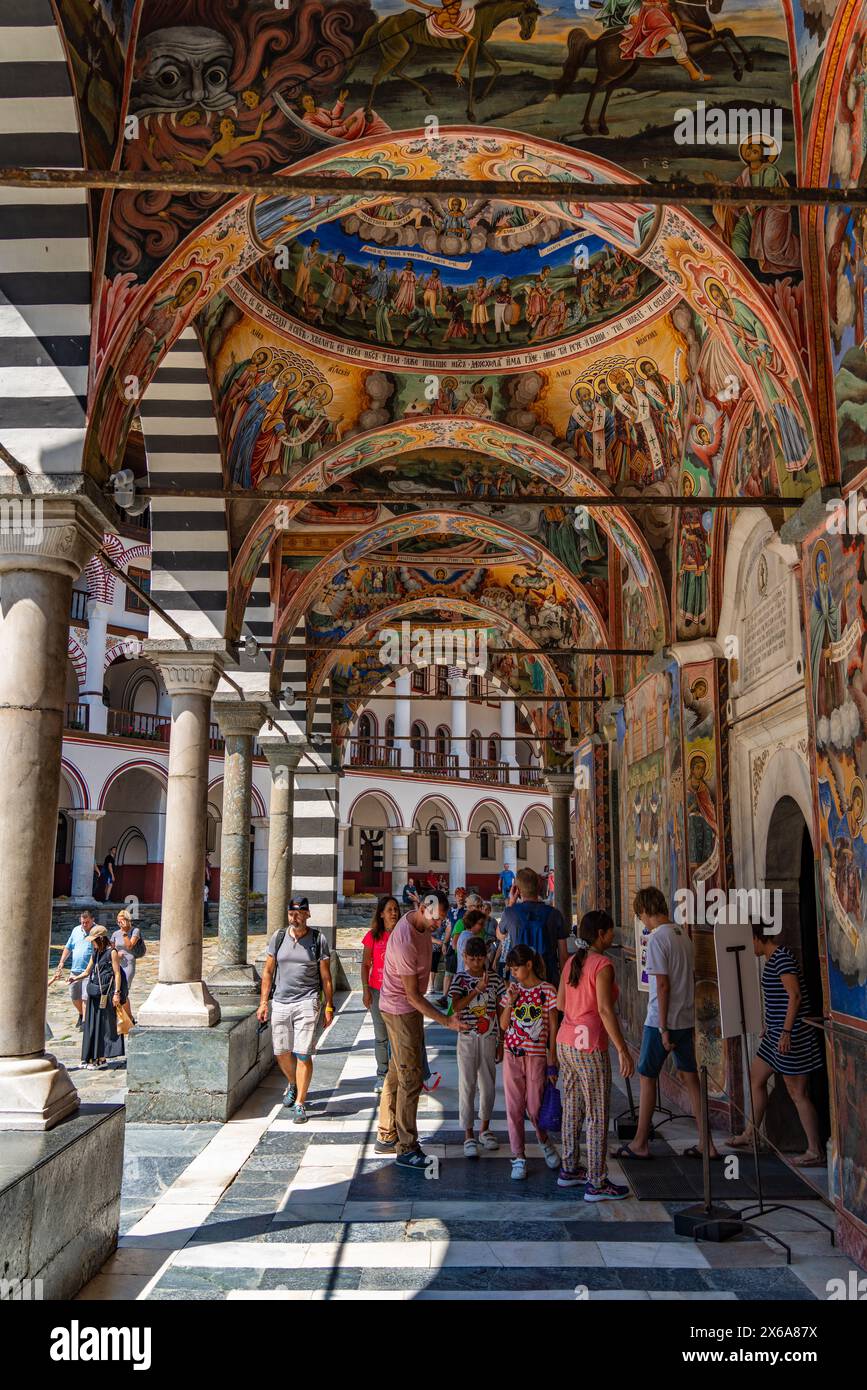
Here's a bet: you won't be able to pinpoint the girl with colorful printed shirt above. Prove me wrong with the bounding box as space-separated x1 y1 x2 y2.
498 944 561 1180
449 936 506 1157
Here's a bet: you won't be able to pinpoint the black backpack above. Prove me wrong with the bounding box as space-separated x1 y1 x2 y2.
131 931 146 960
267 927 325 1000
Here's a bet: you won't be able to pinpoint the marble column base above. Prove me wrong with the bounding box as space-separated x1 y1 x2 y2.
137 980 221 1029
0 1103 123 1298
207 961 261 992
0 1054 79 1131
126 1002 273 1123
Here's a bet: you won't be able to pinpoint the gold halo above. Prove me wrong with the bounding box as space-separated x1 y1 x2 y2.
688 751 709 779
682 472 696 496
593 371 610 394
607 365 633 393
704 276 729 305
635 356 658 379
739 133 780 163
314 383 333 406
691 677 708 699
571 380 594 403
251 348 273 368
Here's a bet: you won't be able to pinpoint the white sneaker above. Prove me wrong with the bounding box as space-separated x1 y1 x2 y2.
541 1142 560 1170
479 1130 499 1151
511 1157 527 1181
463 1138 480 1158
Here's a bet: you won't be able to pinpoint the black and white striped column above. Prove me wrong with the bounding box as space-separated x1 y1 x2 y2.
0 2 89 476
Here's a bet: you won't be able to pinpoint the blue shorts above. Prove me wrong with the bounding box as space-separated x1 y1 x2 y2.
638 1024 696 1078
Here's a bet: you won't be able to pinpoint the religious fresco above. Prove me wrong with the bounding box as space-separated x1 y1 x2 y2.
801 526 867 1028
241 218 660 359
822 5 867 487
681 658 725 890
832 1030 867 1229
619 669 676 922
56 0 134 171
574 739 599 923
88 128 819 482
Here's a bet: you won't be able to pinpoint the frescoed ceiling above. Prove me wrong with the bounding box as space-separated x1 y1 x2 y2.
35 0 867 753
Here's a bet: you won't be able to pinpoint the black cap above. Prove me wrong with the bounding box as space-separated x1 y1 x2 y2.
288 895 310 911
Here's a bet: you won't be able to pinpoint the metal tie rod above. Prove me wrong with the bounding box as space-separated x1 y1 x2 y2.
0 167 862 207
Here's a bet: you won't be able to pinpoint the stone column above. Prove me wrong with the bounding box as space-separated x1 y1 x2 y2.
81 597 110 734
546 774 575 929
448 829 469 893
209 700 267 989
501 834 518 887
451 672 469 774
394 671 411 769
68 809 105 903
261 742 302 941
138 645 225 1027
251 817 269 895
0 498 103 1129
500 696 518 784
391 826 413 900
336 822 349 904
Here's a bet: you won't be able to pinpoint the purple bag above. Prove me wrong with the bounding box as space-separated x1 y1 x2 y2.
538 1071 562 1133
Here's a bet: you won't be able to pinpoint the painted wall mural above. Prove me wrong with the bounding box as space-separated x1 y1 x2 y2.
681 657 725 890
801 526 867 1028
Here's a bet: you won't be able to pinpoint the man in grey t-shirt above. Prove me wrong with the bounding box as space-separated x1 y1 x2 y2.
258 895 334 1124
612 886 718 1162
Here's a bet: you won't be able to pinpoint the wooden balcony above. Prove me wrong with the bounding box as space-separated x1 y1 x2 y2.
349 738 401 770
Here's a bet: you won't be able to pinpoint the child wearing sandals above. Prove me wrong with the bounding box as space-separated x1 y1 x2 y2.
498 944 560 1180
449 935 506 1157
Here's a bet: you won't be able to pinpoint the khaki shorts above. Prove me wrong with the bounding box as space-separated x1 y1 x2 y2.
270 996 321 1059
69 977 84 1002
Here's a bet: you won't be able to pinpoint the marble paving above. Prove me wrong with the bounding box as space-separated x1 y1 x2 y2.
77 994 862 1302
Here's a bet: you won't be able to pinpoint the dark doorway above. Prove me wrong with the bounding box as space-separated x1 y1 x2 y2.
762 796 831 1153
360 836 377 888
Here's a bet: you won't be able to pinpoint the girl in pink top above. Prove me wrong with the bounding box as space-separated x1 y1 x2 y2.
362 896 400 1092
556 911 634 1201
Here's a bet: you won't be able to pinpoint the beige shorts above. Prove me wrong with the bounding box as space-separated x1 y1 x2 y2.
270 996 321 1059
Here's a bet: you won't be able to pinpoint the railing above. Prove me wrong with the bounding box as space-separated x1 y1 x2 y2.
64 702 89 731
107 708 170 741
519 766 544 787
413 749 459 776
349 739 401 769
70 590 88 622
470 757 510 785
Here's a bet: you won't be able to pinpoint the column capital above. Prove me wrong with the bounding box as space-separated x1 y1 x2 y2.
143 643 227 699
501 834 519 847
212 698 269 739
67 809 106 822
261 740 304 774
449 830 470 840
394 825 414 836
0 496 104 580
545 773 575 796
85 597 112 619
252 816 270 830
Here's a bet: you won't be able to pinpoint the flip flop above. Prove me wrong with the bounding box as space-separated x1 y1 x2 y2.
611 1143 652 1161
791 1152 824 1168
681 1146 722 1160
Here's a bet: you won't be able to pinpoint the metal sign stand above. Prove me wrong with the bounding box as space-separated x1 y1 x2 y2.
674 943 834 1261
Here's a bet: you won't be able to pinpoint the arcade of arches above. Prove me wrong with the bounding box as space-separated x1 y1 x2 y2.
2 0 867 1303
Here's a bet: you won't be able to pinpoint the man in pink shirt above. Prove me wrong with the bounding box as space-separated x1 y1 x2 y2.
377 890 467 1168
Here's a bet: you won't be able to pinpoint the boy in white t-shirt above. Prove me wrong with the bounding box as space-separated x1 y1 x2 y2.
612 886 719 1162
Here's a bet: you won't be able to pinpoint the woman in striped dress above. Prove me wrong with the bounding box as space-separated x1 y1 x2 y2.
728 924 824 1166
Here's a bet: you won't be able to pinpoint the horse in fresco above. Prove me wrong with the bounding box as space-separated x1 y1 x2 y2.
347 0 542 123
554 0 754 136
